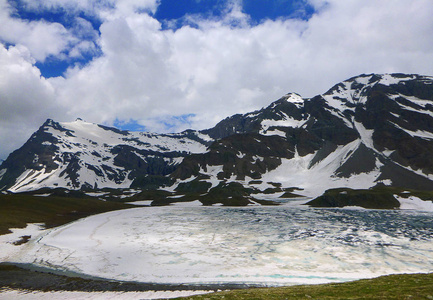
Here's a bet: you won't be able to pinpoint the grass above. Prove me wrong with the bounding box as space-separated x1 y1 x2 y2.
176 273 433 300
306 186 433 209
0 193 134 235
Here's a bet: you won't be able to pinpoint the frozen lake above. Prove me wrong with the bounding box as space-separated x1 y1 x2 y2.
4 205 433 286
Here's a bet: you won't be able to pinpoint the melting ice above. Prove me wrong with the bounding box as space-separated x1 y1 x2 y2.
6 206 433 286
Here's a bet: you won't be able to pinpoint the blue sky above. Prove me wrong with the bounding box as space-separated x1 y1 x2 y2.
1 0 433 158
154 0 315 28
8 0 104 77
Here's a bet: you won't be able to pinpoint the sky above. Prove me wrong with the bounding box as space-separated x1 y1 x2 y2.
1 0 433 160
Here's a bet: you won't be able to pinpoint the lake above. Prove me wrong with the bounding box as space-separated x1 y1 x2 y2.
7 204 433 286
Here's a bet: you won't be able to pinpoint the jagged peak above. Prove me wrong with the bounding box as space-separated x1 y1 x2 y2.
282 93 304 104
322 73 433 109
338 73 433 90
62 118 94 126
40 118 71 133
42 118 55 126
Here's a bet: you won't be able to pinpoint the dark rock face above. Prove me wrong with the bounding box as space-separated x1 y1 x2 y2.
0 119 61 190
334 143 378 178
1 73 433 206
350 79 433 175
202 96 306 139
172 133 295 181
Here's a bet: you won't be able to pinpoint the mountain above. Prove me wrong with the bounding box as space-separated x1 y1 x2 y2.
1 73 433 206
0 119 212 192
168 73 433 204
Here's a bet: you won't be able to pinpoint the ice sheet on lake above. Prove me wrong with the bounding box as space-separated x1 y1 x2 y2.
4 207 433 286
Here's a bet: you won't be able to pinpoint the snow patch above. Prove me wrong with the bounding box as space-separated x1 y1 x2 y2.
0 223 45 262
170 200 202 207
236 152 246 159
261 140 380 198
260 118 306 131
323 96 355 113
354 121 375 149
85 192 109 197
195 132 213 142
404 95 433 108
198 165 224 189
338 206 367 210
377 179 392 185
395 102 433 118
382 149 394 157
8 168 67 193
201 165 224 176
284 93 304 104
354 75 372 85
326 108 353 128
246 111 260 118
126 200 153 206
390 121 433 140
380 74 414 86
261 129 286 137
253 156 264 163
395 195 433 211
163 175 197 192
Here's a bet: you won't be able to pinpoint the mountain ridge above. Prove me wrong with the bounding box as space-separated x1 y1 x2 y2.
1 73 433 207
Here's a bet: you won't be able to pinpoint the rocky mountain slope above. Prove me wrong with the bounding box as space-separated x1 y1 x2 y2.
1 73 433 206
0 119 212 192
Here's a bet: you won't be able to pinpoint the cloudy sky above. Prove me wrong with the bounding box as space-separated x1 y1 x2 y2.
1 0 433 159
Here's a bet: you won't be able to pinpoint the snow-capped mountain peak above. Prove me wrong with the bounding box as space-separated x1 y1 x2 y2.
283 93 304 104
168 73 433 201
0 119 212 192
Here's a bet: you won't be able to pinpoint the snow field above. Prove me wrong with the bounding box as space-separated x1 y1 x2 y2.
0 224 46 262
260 139 381 198
395 195 433 211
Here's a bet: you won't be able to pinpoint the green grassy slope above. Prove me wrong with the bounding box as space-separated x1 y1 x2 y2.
178 273 433 300
0 193 134 235
307 186 433 209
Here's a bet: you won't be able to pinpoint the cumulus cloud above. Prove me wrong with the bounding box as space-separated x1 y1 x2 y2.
0 0 73 61
56 0 433 128
1 0 433 159
0 44 63 158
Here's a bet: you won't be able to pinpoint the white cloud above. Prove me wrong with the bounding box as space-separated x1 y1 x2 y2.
1 0 433 159
0 44 63 158
0 0 74 61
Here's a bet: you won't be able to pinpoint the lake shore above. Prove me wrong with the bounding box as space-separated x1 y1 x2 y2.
2 264 433 300
0 262 261 292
